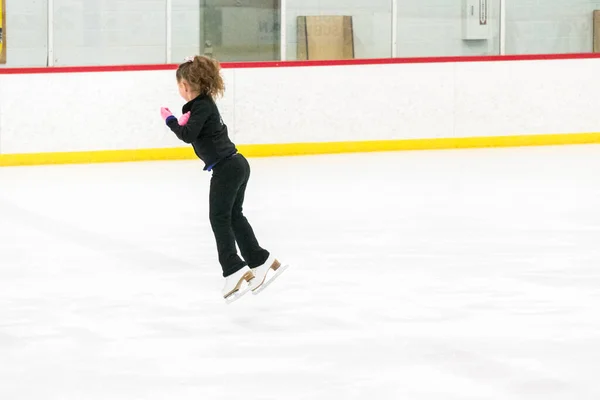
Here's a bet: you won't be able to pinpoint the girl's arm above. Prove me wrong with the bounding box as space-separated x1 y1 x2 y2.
166 102 210 144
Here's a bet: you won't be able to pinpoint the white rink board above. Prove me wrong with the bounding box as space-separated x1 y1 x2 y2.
232 63 455 144
0 70 235 154
454 59 600 138
1 58 600 155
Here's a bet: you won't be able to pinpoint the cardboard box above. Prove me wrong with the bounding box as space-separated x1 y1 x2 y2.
297 16 354 60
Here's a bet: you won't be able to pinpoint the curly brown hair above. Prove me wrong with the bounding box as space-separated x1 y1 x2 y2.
176 55 225 99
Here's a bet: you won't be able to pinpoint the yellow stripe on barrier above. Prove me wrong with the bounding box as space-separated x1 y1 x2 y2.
1 133 600 167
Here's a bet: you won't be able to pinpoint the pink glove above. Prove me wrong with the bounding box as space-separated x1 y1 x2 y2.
160 107 173 120
178 111 191 126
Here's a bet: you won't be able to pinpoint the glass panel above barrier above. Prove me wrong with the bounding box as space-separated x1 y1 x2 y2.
506 1 600 55
52 0 167 66
286 0 393 61
396 0 501 58
0 0 48 67
172 0 202 64
199 0 281 62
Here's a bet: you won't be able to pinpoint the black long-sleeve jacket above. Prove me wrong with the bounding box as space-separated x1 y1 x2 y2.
166 93 237 171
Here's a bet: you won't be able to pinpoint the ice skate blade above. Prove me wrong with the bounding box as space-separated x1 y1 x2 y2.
224 286 252 304
252 264 290 295
223 271 254 304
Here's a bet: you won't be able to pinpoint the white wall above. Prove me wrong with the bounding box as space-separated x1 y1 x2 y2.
1 58 600 156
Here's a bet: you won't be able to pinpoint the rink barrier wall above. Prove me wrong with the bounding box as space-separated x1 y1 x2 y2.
2 54 600 167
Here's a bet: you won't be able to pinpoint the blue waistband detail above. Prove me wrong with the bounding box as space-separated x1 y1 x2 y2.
207 152 238 171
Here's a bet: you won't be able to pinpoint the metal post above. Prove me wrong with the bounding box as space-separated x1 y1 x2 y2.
391 0 397 57
166 0 172 63
500 0 506 55
48 0 54 66
280 0 287 61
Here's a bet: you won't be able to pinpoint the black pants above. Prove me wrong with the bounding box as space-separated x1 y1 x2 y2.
209 153 269 277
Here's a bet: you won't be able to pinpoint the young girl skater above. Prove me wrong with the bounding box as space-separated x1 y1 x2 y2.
160 55 287 303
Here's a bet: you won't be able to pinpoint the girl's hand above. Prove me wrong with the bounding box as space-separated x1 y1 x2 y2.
178 111 191 126
160 107 173 120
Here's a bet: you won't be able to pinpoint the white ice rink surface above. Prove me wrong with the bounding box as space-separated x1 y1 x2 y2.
1 145 600 400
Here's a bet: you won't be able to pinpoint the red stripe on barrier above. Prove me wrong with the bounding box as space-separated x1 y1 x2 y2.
1 53 600 74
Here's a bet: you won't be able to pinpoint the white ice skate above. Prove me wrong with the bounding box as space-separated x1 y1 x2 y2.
222 266 255 304
249 255 290 295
